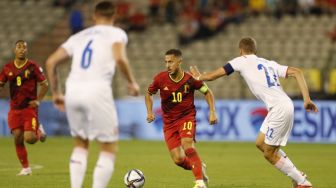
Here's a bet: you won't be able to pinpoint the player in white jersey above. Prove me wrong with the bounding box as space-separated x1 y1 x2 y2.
190 37 318 188
46 1 139 188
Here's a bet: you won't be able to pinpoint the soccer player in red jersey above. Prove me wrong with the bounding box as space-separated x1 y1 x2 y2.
0 40 49 176
145 49 217 188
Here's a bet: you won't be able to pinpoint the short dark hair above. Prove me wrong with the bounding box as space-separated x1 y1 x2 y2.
165 49 182 57
239 37 257 54
15 40 26 45
95 1 115 18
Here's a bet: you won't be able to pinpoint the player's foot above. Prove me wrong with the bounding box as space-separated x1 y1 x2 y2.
16 167 32 176
37 124 47 143
292 171 308 188
193 180 207 188
201 162 209 186
296 179 312 188
296 186 312 188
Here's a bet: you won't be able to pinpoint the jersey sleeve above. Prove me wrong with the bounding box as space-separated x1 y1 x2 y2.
0 65 7 84
61 36 75 56
148 75 160 94
33 63 47 82
271 61 288 78
111 28 128 45
227 57 243 73
193 78 204 90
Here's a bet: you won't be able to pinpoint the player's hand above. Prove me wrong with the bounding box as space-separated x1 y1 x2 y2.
304 100 318 113
53 94 65 112
28 100 40 108
189 66 201 79
128 82 140 96
146 113 155 123
209 111 218 125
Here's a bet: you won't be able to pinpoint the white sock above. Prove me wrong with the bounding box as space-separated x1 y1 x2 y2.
69 147 88 188
275 156 305 184
277 149 287 157
93 151 116 188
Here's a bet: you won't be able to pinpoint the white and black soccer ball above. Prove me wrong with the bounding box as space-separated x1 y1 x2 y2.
124 169 145 188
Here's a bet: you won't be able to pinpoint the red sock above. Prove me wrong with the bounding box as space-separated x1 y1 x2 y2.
176 157 192 170
185 148 203 180
15 144 29 168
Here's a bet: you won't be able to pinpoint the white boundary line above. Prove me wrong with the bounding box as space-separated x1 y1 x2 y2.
0 164 44 172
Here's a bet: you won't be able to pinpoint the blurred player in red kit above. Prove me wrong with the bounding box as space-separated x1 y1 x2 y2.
0 40 48 175
145 49 217 188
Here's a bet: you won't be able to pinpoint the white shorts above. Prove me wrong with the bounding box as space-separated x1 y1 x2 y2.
260 101 294 146
65 87 118 142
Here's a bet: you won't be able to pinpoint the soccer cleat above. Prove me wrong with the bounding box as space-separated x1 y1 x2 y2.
202 162 209 186
292 172 308 188
296 179 313 188
16 167 32 176
37 124 47 143
193 180 207 188
296 185 312 188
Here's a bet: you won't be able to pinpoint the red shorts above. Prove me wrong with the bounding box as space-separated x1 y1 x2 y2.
163 116 196 150
8 108 39 133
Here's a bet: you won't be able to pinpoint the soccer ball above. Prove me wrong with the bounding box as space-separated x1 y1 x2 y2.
124 169 145 188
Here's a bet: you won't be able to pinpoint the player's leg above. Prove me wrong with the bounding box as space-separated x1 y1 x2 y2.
37 123 47 142
179 118 206 188
263 143 312 187
12 128 32 175
259 103 311 187
8 110 32 175
90 96 118 188
256 132 292 161
65 94 90 188
70 137 89 188
181 137 206 188
169 146 192 170
22 108 40 144
92 141 117 188
164 126 192 169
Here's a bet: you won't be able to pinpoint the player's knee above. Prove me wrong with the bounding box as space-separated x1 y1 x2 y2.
24 135 37 144
181 139 193 150
173 156 185 165
256 141 264 151
174 157 186 168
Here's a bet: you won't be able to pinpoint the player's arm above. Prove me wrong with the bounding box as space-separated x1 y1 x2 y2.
46 47 70 111
199 84 217 125
46 47 69 95
28 80 49 108
190 66 227 81
145 91 155 123
286 66 318 113
37 80 49 101
113 42 139 96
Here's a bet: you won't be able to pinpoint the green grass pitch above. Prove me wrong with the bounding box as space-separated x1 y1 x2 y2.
0 137 335 188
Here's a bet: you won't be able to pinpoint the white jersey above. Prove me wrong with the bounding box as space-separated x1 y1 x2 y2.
60 25 127 142
227 54 291 109
61 25 127 90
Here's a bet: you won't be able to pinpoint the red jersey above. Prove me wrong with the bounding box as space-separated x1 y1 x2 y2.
148 71 204 126
0 60 46 109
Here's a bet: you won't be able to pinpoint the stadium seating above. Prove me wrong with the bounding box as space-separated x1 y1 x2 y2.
1 0 334 99
0 0 64 63
122 14 335 99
